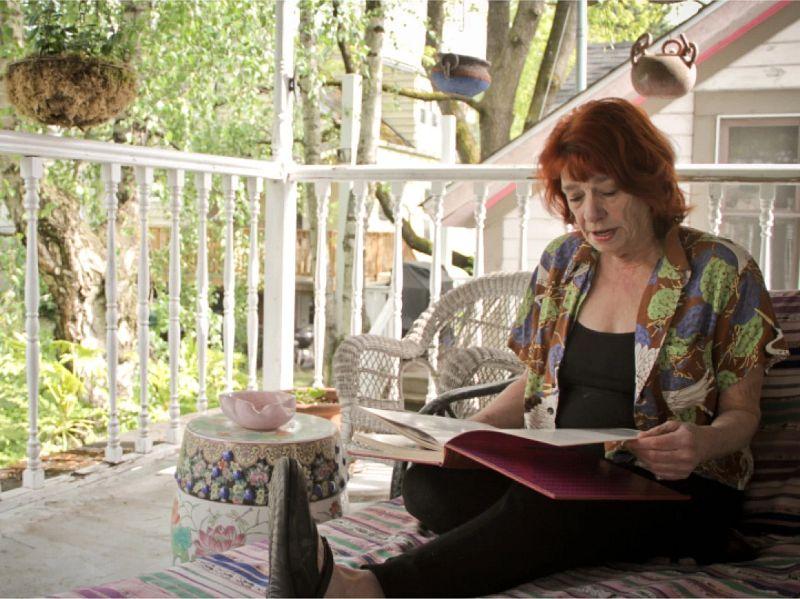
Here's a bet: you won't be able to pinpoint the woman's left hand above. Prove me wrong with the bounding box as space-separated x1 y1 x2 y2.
624 420 709 480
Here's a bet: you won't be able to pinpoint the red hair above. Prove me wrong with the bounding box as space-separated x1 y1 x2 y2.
538 98 688 237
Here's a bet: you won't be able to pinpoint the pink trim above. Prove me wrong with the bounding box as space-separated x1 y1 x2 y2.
698 0 790 63
484 1 790 212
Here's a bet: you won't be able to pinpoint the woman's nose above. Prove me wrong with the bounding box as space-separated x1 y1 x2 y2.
584 193 606 222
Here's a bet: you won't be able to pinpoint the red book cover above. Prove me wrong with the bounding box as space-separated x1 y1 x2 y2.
445 431 688 501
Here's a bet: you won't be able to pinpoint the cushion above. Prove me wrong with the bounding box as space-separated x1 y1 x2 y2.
741 291 800 535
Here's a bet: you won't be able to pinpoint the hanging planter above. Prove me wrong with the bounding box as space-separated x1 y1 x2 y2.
630 33 697 99
5 54 137 129
431 53 491 97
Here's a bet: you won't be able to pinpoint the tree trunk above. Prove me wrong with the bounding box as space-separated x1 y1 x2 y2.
479 0 545 160
524 0 577 130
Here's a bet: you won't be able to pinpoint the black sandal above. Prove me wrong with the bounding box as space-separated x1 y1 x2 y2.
267 457 334 598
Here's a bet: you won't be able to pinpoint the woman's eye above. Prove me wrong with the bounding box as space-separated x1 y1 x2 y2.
567 195 583 203
601 189 617 197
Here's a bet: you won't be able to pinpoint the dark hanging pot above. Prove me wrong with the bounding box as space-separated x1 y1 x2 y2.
431 53 491 97
630 33 697 99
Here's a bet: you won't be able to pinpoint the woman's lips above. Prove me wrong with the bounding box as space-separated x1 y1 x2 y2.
591 228 616 242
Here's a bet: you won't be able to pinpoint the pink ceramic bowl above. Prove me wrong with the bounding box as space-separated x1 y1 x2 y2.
219 390 296 431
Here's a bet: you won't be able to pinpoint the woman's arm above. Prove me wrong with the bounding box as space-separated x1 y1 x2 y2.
468 373 527 428
626 367 763 480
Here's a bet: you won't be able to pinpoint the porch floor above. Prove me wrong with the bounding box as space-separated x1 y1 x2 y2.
0 413 393 598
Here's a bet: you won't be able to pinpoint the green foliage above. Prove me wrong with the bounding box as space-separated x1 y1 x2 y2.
23 0 138 62
511 0 671 137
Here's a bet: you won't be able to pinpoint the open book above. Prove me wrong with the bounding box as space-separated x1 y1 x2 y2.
350 407 688 501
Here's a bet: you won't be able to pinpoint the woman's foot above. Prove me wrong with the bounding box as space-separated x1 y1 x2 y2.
267 457 384 598
267 457 334 597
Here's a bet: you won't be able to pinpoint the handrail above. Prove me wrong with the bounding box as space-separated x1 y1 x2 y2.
0 130 284 179
2 130 798 184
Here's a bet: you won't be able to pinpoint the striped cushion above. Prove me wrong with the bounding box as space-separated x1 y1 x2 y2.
741 291 800 535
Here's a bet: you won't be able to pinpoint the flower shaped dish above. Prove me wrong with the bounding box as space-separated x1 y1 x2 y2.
219 390 296 431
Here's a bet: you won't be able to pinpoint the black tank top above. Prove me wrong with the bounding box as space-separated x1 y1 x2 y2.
556 321 636 430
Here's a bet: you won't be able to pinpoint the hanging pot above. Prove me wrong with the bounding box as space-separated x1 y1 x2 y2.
5 54 137 129
630 33 697 99
431 53 491 97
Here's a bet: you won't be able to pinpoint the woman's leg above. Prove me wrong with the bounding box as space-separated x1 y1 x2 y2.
366 481 680 597
401 464 512 533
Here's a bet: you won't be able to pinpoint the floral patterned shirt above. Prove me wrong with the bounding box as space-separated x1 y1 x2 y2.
508 226 789 489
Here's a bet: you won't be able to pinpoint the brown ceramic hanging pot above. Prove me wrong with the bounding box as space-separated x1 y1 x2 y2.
630 32 697 98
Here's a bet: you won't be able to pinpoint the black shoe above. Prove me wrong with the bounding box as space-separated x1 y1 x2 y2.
267 457 334 598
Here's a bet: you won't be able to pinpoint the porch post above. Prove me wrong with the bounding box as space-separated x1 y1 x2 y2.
21 157 44 489
263 0 298 391
335 74 362 332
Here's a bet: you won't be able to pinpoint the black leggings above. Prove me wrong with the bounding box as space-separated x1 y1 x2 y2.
363 464 743 597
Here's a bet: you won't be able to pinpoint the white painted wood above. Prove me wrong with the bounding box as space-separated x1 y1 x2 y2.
102 163 124 463
473 183 488 278
246 177 262 390
390 181 406 339
222 175 238 393
708 183 723 236
0 131 282 179
261 0 298 391
195 172 212 411
21 157 44 490
350 180 369 335
262 180 297 391
786 224 797 290
698 65 800 91
166 169 184 445
293 163 800 183
759 184 776 289
312 181 332 388
134 166 153 454
515 181 532 271
335 74 362 333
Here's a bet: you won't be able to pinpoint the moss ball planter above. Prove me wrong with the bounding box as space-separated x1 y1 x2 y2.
5 54 137 129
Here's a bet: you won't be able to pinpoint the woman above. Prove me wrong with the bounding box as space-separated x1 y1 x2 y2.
267 98 789 598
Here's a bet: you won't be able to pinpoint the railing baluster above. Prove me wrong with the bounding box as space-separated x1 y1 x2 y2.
222 175 238 392
786 223 796 290
515 181 532 271
350 181 369 336
708 183 723 237
246 177 262 390
759 184 775 289
313 181 332 388
473 183 488 279
390 181 406 339
167 169 184 444
195 173 212 412
21 157 44 489
134 166 153 453
102 164 123 463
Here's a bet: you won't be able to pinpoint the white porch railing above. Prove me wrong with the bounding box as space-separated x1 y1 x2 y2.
1 126 799 493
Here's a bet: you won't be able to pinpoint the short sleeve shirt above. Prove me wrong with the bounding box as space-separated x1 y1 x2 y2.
508 226 789 490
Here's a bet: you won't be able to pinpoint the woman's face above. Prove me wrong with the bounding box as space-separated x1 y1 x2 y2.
560 170 657 260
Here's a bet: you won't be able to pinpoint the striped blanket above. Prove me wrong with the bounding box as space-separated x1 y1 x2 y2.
63 498 800 598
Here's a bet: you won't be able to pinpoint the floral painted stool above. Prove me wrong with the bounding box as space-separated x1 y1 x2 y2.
171 412 347 564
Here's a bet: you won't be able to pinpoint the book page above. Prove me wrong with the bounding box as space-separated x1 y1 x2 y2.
494 427 640 447
359 407 495 450
351 432 444 464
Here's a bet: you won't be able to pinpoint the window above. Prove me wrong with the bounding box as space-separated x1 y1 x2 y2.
717 116 800 289
419 106 427 125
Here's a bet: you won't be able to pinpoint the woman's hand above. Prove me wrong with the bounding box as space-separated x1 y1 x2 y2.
625 420 709 480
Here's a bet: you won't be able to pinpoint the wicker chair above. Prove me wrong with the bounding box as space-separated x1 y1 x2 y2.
332 271 533 447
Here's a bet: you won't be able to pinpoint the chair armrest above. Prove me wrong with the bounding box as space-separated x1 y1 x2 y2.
333 333 425 442
389 376 518 499
419 378 516 417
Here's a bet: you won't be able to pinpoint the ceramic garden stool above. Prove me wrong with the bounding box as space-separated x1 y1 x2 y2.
171 412 347 564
